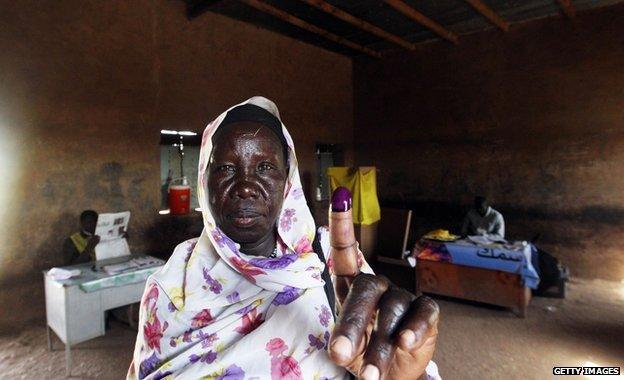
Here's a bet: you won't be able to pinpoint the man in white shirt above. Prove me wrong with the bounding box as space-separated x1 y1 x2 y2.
461 196 505 240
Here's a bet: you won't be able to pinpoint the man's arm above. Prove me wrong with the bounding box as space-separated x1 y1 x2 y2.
63 238 80 265
494 214 505 239
83 235 101 261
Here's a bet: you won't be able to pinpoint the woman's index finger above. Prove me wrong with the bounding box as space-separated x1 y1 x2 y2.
329 187 360 277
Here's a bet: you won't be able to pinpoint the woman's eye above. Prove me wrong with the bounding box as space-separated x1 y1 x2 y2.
218 165 235 173
258 163 273 172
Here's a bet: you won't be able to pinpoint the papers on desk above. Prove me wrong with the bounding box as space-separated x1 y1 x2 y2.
95 211 131 260
48 267 81 280
102 256 164 275
467 235 507 246
467 235 493 245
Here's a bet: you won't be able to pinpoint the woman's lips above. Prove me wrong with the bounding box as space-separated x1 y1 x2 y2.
229 211 262 228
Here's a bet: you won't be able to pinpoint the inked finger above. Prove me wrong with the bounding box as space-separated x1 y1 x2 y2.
329 187 359 277
395 295 440 352
361 288 414 379
328 274 389 366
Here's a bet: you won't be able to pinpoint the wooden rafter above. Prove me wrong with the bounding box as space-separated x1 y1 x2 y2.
239 0 381 58
556 0 576 18
185 0 222 19
383 0 458 44
299 0 416 50
464 0 510 31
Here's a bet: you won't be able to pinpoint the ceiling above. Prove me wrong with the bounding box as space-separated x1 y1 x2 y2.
183 0 624 57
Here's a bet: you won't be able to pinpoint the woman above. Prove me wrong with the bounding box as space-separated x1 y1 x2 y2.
129 97 440 379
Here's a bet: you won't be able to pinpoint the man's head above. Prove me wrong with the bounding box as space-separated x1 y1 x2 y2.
80 210 98 235
474 196 489 217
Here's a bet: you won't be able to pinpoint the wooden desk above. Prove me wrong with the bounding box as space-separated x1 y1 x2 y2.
417 259 531 317
44 256 163 376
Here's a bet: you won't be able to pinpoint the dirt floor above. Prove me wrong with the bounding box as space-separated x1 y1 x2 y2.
0 277 622 379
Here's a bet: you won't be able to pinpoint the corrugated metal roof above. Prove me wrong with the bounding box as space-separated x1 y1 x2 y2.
185 0 624 56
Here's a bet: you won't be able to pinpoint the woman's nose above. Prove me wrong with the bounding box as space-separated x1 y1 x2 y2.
232 179 260 199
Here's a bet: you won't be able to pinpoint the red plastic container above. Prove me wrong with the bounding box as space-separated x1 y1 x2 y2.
168 180 191 215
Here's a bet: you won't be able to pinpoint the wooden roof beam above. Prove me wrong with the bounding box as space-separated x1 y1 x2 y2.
299 0 417 51
186 0 222 19
557 0 576 18
464 0 510 31
239 0 381 58
383 0 458 44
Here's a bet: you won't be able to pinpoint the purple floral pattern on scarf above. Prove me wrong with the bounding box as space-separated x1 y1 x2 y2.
202 268 223 294
198 330 219 349
153 370 172 380
189 350 217 364
139 352 161 379
249 253 297 269
215 364 245 380
305 331 330 353
279 208 297 231
272 286 302 306
211 228 239 254
318 305 331 327
227 291 240 303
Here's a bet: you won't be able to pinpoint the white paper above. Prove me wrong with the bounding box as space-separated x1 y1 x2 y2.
95 211 130 242
94 211 132 260
96 238 131 261
468 235 494 245
49 267 81 280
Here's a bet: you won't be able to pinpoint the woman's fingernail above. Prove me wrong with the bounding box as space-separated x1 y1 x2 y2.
361 364 380 380
400 329 416 347
330 336 353 360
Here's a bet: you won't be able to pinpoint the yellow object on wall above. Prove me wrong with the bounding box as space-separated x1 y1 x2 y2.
327 167 381 225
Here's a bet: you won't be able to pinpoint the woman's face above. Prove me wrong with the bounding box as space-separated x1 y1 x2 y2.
207 121 287 245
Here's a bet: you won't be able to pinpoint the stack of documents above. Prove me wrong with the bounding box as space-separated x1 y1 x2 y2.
102 257 164 275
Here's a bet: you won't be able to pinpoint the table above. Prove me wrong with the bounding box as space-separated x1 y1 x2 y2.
417 260 532 317
43 255 164 376
414 239 540 317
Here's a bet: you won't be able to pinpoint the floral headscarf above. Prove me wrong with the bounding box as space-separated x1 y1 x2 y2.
128 97 348 379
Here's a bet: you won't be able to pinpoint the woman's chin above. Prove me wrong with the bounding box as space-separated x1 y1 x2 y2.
223 225 267 246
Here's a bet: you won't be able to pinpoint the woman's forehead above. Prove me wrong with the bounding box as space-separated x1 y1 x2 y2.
214 121 278 141
211 122 284 155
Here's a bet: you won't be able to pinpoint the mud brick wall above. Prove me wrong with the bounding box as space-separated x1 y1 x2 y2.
0 0 353 331
354 4 624 281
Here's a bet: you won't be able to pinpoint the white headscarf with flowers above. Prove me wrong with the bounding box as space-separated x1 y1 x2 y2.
128 97 349 380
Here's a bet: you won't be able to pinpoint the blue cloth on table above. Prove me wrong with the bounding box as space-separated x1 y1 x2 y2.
431 241 540 289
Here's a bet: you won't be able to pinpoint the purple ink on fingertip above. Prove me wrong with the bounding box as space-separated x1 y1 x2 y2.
331 187 352 212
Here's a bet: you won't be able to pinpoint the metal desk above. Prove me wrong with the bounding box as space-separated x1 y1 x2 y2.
43 255 164 376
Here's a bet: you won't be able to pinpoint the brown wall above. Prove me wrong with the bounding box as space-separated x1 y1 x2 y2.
354 4 624 281
0 0 353 331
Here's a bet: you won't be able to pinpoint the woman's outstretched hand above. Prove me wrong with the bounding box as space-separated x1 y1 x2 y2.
327 188 439 380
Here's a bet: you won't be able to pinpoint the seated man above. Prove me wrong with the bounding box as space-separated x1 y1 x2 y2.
63 210 100 265
461 196 505 240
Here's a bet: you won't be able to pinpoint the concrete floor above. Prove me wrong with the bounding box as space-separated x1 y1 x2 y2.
1 278 622 379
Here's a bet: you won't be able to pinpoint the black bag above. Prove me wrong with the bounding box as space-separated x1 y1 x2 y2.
535 247 567 297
